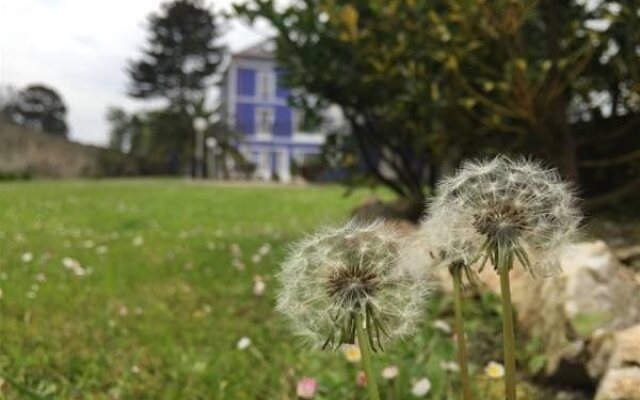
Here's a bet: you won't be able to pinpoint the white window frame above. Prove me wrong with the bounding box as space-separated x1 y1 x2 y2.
256 70 275 101
255 107 275 138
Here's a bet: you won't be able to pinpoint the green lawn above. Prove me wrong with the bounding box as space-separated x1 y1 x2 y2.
0 180 562 399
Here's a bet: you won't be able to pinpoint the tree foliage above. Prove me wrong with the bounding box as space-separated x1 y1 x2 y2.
128 0 225 108
3 84 69 136
236 0 640 205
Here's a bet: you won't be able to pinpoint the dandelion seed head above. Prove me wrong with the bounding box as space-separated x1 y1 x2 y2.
428 156 581 275
277 219 429 350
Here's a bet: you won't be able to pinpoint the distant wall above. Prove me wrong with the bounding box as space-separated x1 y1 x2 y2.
0 118 138 178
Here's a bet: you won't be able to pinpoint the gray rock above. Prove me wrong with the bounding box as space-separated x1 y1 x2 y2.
499 241 640 385
595 367 640 400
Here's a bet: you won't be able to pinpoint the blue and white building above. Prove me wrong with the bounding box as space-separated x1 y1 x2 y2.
220 40 326 182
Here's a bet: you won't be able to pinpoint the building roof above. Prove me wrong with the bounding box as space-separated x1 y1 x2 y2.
232 39 276 60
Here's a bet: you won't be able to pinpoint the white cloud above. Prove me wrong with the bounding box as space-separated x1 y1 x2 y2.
0 0 274 145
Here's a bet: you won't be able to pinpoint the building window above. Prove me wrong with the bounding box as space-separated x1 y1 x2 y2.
257 71 274 101
255 107 275 136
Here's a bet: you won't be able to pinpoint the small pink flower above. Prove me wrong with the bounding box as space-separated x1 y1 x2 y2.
296 377 317 399
356 370 367 387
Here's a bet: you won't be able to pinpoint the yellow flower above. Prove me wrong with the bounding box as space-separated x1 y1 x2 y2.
342 344 362 363
484 361 505 379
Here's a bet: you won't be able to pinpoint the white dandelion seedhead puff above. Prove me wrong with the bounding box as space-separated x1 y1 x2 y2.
429 156 581 276
277 220 429 351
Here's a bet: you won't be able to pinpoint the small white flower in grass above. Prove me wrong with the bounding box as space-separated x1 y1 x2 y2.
341 344 361 363
381 365 399 380
237 337 251 350
251 254 261 264
411 377 432 397
253 276 266 297
21 252 33 263
440 361 460 373
230 243 242 257
82 240 94 248
132 236 144 247
277 220 429 350
0 288 3 299
192 361 207 373
62 257 86 276
258 243 271 256
433 319 452 334
62 257 78 269
131 365 140 374
484 361 505 379
232 259 245 271
96 246 108 255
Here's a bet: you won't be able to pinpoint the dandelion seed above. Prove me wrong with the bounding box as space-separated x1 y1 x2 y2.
237 337 251 350
411 377 432 397
484 361 505 379
381 365 399 380
342 344 362 363
433 319 452 334
296 377 317 399
277 220 429 351
21 252 33 263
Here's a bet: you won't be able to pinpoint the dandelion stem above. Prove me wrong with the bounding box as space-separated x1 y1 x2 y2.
355 313 381 400
498 248 517 400
451 265 473 400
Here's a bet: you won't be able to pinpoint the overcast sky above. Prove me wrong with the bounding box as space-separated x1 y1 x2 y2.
0 0 275 145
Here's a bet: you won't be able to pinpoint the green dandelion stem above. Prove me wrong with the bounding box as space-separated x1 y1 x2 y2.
355 313 381 400
451 265 473 400
498 244 518 400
